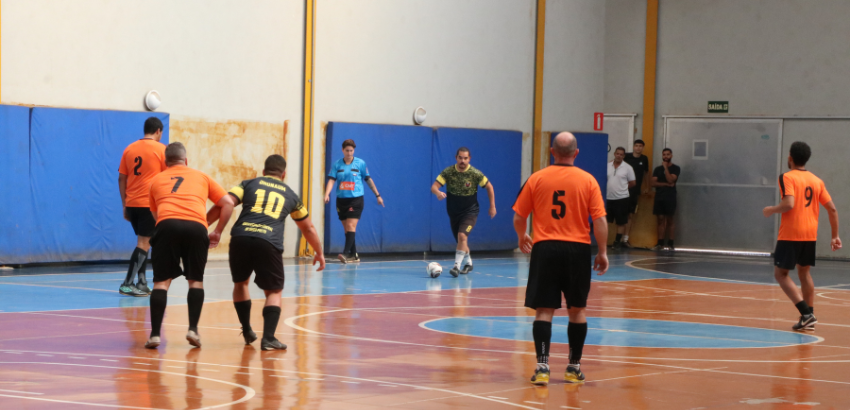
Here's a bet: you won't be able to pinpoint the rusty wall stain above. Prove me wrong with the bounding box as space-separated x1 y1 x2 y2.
170 117 289 255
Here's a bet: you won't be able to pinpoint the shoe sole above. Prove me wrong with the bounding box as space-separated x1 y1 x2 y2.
337 255 347 264
119 290 148 297
144 341 160 349
530 380 549 386
262 345 288 351
449 270 459 278
187 335 201 347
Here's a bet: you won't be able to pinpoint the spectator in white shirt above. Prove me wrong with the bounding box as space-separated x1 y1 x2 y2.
606 147 636 250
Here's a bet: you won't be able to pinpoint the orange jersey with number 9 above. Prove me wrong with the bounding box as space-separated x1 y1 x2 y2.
149 165 227 227
778 169 831 241
118 139 167 207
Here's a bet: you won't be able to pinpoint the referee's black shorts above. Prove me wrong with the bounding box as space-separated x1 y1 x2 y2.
150 219 210 283
126 206 156 237
774 240 816 270
606 198 629 225
229 236 285 290
336 196 364 220
525 240 592 309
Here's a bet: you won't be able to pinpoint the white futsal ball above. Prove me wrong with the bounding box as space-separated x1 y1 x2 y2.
427 262 442 278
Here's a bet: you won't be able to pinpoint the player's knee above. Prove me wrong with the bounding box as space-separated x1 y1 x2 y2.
534 307 555 322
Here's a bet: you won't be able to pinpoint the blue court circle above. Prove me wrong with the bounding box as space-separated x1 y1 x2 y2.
422 316 820 348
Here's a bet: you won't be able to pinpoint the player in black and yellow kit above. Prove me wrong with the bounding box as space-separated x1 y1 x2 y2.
208 155 325 350
431 147 496 277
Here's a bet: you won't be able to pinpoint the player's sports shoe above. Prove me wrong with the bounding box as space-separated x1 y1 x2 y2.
119 284 147 297
135 282 152 295
261 337 288 351
792 314 817 332
186 330 202 347
144 336 161 349
565 365 585 383
612 241 623 250
622 240 632 248
348 253 360 263
530 367 550 386
651 244 664 251
337 254 348 264
449 266 460 278
461 264 473 274
240 328 257 345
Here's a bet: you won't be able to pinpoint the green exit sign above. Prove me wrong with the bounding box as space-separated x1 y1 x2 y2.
708 101 729 113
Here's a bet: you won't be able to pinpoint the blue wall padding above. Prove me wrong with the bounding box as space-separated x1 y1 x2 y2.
324 122 433 253
0 106 34 262
550 132 608 197
0 107 169 264
430 127 523 252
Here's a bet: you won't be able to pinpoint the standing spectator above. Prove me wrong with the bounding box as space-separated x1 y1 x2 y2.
622 139 650 247
606 147 636 250
651 148 681 251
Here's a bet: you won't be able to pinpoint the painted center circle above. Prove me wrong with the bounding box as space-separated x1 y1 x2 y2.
422 316 820 348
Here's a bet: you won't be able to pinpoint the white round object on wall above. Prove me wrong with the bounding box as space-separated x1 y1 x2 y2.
413 106 427 125
144 90 162 111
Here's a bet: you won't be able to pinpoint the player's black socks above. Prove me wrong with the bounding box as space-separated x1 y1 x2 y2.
263 306 282 340
667 240 675 248
615 234 623 243
149 289 167 337
136 250 149 284
343 232 355 255
351 241 357 257
795 300 811 316
657 239 664 247
568 322 588 365
532 320 552 365
123 247 146 286
234 300 252 332
187 288 205 333
810 306 814 315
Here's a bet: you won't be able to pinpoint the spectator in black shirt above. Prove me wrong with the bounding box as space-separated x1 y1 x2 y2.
651 148 681 251
622 139 650 247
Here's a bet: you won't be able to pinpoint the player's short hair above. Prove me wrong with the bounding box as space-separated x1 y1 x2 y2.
264 154 287 175
342 139 356 149
456 147 471 157
144 117 163 135
615 146 626 154
552 133 577 158
789 141 811 166
633 139 645 147
662 148 673 154
165 142 187 165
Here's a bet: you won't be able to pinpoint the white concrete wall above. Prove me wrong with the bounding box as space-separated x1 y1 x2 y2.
603 0 646 140
312 0 537 244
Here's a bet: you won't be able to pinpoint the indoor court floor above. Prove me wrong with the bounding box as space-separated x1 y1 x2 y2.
1 251 850 409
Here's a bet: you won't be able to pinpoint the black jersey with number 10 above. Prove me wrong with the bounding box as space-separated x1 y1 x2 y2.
228 176 309 252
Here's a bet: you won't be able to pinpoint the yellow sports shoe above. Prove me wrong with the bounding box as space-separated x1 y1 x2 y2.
530 367 550 386
565 365 585 383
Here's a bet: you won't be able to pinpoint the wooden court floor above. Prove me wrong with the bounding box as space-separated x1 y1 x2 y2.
1 252 849 409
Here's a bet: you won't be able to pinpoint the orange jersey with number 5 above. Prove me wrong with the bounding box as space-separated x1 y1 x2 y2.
149 165 227 227
513 165 607 244
778 169 831 241
118 139 167 207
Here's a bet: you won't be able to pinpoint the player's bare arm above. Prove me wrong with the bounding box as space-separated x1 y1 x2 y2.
485 181 496 218
650 176 670 188
209 194 237 249
118 173 129 221
513 213 533 254
825 200 842 251
366 178 384 207
663 163 678 184
592 216 609 275
295 216 326 271
628 179 636 189
323 178 335 204
763 195 795 217
431 181 447 200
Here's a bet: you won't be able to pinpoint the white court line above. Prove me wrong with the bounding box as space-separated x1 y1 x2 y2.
379 384 398 388
67 357 86 360
36 354 53 357
133 362 151 366
525 401 544 405
0 388 42 395
340 381 359 384
489 396 508 400
587 366 727 383
100 359 117 362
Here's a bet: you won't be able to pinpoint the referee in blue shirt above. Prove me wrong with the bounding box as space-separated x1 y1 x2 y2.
324 139 384 263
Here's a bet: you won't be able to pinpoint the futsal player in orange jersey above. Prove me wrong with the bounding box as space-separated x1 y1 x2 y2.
117 117 167 296
513 132 609 385
763 141 840 331
144 142 237 349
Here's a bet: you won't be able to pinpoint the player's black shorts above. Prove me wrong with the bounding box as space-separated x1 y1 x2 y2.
525 240 592 309
627 192 640 214
774 240 816 270
150 219 210 283
229 236 285 290
606 198 629 225
450 212 478 241
336 196 364 220
126 206 156 237
653 197 677 216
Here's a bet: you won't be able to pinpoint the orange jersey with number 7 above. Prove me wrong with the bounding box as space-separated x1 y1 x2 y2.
118 139 167 207
513 164 607 244
778 169 832 241
149 165 227 227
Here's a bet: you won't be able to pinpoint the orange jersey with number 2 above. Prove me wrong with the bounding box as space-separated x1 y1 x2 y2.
118 139 167 207
778 169 831 241
149 165 227 227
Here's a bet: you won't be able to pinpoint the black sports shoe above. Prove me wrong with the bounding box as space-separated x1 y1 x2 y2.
261 337 288 351
449 267 460 278
119 284 147 297
135 281 152 295
461 264 473 274
651 244 664 251
792 314 817 331
612 241 622 250
348 253 361 263
240 328 257 345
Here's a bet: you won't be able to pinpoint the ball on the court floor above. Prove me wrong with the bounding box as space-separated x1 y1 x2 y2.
427 262 442 278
